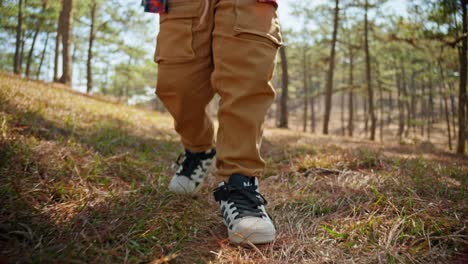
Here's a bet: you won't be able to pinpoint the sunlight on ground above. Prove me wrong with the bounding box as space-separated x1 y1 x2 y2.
0 73 466 263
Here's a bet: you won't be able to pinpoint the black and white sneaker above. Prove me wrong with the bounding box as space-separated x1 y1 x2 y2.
213 174 276 244
168 149 216 194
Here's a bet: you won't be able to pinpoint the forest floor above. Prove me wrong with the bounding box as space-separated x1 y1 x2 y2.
1 72 467 264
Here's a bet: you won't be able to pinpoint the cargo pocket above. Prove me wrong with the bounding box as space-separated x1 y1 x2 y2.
154 0 202 64
233 0 283 48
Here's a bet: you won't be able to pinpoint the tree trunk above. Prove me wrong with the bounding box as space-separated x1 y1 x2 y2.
275 90 281 127
410 74 417 136
323 0 340 135
364 0 376 140
427 73 434 141
19 38 26 74
19 0 27 76
53 6 63 82
364 98 368 137
457 0 467 155
310 91 316 133
26 1 47 78
302 46 309 132
59 0 73 85
348 46 355 137
87 0 97 93
26 28 40 78
387 90 393 125
439 59 453 150
449 85 457 140
376 63 384 141
36 32 50 80
442 85 453 150
348 92 354 137
396 71 405 140
438 91 444 122
274 59 281 126
341 91 345 136
421 83 426 137
400 61 410 137
309 64 316 133
279 46 289 128
14 0 24 74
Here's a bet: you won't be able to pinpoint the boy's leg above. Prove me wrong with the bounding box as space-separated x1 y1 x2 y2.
155 0 215 152
211 0 282 244
212 0 282 179
155 0 217 193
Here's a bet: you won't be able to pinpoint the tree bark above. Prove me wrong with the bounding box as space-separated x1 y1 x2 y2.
376 62 384 141
449 84 457 140
421 83 426 137
310 90 316 133
87 0 97 93
387 90 393 125
54 5 63 82
309 63 316 133
442 85 453 150
279 46 289 128
302 46 309 132
396 70 405 140
37 32 49 80
427 73 434 141
323 0 340 135
273 59 281 126
364 98 368 137
26 2 47 78
340 92 345 136
59 0 73 85
17 0 27 75
364 0 376 140
457 0 467 154
19 38 25 74
410 73 417 136
14 0 24 74
26 28 40 78
439 58 453 150
347 46 355 137
400 61 411 137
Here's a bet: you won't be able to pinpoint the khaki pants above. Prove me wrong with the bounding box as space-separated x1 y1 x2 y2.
155 0 282 178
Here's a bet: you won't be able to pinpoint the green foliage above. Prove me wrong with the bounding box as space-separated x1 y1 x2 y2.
105 59 157 98
0 0 156 98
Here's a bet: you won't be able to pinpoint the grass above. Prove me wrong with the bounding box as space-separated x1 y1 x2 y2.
0 72 467 263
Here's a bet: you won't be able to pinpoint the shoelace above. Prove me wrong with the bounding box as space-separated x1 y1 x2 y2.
175 151 203 179
214 184 268 219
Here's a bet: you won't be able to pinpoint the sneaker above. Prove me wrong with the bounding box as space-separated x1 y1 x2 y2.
213 174 276 244
168 149 216 194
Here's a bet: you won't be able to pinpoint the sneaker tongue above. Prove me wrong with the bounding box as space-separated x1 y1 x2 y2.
228 174 255 188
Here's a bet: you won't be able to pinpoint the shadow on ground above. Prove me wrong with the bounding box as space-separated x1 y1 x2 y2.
1 80 467 263
0 100 223 263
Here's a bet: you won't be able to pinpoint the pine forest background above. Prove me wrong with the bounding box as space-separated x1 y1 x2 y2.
1 0 467 154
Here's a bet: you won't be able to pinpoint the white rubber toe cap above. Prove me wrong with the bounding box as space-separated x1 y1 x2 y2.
168 176 198 194
229 217 276 244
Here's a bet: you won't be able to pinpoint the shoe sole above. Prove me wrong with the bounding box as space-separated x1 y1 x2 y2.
228 231 276 245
